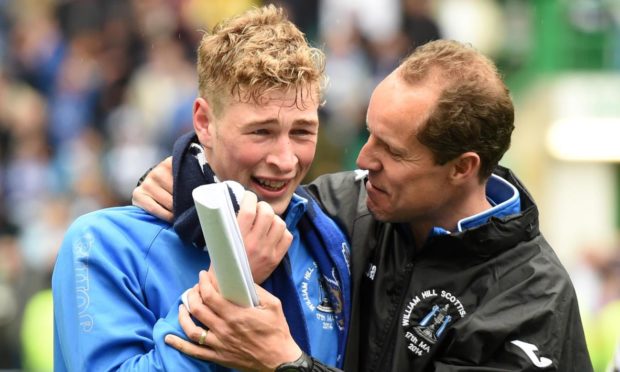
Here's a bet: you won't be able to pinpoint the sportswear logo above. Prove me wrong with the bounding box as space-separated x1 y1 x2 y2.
365 263 377 280
510 340 552 368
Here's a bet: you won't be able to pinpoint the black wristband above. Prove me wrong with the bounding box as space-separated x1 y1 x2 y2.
274 351 314 372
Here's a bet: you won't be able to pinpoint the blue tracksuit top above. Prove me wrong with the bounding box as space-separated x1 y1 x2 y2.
52 201 339 371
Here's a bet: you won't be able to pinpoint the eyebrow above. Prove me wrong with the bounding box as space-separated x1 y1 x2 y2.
245 118 279 127
293 119 319 127
245 118 318 127
241 118 319 133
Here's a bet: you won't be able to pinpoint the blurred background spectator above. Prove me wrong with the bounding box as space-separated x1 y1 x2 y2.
0 0 619 371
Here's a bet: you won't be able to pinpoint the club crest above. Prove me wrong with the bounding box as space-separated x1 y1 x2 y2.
401 289 467 357
301 262 344 330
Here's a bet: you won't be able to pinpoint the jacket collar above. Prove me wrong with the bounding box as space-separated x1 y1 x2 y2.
423 166 540 259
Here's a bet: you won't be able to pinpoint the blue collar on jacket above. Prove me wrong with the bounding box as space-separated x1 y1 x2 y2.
284 193 307 228
430 174 521 236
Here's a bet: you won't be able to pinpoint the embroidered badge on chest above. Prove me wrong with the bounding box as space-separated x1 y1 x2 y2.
301 262 344 331
401 289 467 357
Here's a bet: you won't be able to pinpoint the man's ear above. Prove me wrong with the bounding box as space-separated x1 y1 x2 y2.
449 152 481 184
193 97 215 148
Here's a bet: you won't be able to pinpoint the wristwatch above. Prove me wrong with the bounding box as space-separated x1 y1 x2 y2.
274 351 314 372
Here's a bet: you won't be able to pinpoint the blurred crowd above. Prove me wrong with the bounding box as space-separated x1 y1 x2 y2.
0 0 619 371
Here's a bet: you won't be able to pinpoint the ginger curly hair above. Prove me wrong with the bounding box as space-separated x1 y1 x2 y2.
197 5 326 115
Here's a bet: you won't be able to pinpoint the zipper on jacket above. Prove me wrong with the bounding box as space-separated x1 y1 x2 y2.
373 259 416 371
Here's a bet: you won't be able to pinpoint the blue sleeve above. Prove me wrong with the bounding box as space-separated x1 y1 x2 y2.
51 211 225 371
155 302 233 372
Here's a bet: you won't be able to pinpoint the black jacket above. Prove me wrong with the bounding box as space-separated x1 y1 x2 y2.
303 166 593 372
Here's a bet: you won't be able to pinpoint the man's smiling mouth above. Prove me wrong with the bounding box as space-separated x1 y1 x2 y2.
254 177 288 191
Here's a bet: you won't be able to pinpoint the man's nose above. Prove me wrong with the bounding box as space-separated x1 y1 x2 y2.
266 137 297 173
356 137 380 171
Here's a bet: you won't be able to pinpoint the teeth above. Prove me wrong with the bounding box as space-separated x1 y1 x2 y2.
257 178 286 190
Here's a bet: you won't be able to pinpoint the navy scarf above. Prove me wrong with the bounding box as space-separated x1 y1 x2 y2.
171 132 351 367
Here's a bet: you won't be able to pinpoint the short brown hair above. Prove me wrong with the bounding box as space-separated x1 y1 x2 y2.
399 40 514 180
197 5 326 114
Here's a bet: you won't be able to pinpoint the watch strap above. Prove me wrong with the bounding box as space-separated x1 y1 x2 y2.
274 351 314 372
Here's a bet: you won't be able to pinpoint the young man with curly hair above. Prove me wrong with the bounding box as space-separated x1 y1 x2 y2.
52 6 351 371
